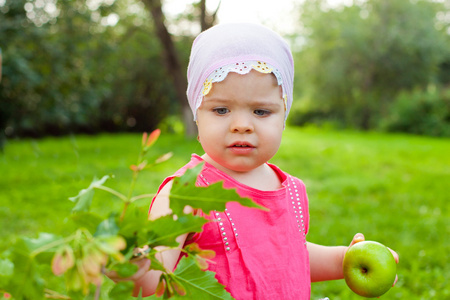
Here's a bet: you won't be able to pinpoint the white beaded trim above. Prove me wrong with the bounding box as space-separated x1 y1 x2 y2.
289 176 307 245
215 208 238 252
201 173 306 250
200 173 237 252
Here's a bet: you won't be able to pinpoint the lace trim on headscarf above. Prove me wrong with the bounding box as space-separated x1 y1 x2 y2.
194 61 287 119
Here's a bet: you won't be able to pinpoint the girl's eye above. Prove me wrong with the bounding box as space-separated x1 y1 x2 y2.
254 109 270 116
213 108 229 115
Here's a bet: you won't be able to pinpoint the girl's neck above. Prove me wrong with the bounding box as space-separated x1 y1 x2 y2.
201 154 283 191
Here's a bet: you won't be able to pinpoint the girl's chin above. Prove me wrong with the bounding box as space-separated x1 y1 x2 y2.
203 153 266 173
217 160 261 174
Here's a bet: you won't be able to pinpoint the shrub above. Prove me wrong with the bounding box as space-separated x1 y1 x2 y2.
381 86 450 137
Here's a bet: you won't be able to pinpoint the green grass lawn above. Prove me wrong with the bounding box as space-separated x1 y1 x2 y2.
0 127 448 299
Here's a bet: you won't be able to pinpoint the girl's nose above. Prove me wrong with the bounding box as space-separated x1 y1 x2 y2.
230 113 254 133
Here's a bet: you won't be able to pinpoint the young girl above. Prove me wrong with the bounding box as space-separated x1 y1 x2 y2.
115 23 398 299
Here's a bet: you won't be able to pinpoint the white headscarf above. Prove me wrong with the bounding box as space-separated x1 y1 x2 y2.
186 23 294 122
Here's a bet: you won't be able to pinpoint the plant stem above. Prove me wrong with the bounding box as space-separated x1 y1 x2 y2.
119 201 130 222
120 148 144 222
30 229 92 258
44 289 71 299
94 185 127 202
126 171 138 202
30 235 76 258
94 283 101 300
130 193 156 202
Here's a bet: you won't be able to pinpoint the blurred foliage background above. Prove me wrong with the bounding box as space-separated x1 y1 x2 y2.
291 0 450 136
0 0 187 142
0 0 449 298
0 0 449 144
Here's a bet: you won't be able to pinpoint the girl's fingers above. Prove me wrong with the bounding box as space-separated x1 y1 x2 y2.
388 248 399 287
349 233 365 247
393 274 398 286
387 247 400 264
106 256 151 282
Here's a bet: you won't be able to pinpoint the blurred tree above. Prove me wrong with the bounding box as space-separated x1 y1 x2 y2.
140 0 221 137
0 47 2 83
0 0 174 139
0 0 222 141
294 0 449 130
0 0 48 141
142 0 194 136
200 0 221 31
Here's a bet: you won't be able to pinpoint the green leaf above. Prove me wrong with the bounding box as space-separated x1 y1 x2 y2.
70 211 103 233
95 213 119 237
169 164 267 216
95 236 126 255
145 214 208 247
111 262 139 278
149 261 166 274
169 256 234 300
108 281 135 300
148 249 166 272
5 238 45 299
136 288 144 299
0 258 14 276
23 232 61 263
119 204 150 241
0 258 14 287
23 232 61 253
69 175 110 212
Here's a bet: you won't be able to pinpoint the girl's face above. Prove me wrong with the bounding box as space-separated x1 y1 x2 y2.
196 70 285 174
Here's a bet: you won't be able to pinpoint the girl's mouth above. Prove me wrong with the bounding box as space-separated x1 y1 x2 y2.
228 142 255 148
228 142 255 154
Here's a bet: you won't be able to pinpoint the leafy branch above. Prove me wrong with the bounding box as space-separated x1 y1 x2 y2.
0 130 264 299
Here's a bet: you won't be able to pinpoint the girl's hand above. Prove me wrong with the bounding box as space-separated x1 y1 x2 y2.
346 233 400 286
105 247 151 283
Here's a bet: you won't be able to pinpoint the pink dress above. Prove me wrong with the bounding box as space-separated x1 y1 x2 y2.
151 154 311 299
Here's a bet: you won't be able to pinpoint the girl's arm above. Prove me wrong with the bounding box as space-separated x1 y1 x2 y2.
307 233 399 283
307 242 347 282
108 180 191 297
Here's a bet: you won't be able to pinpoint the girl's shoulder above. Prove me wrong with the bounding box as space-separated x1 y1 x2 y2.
266 163 306 187
155 154 205 190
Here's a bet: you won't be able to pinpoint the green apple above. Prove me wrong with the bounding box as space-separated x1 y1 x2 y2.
343 241 397 298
